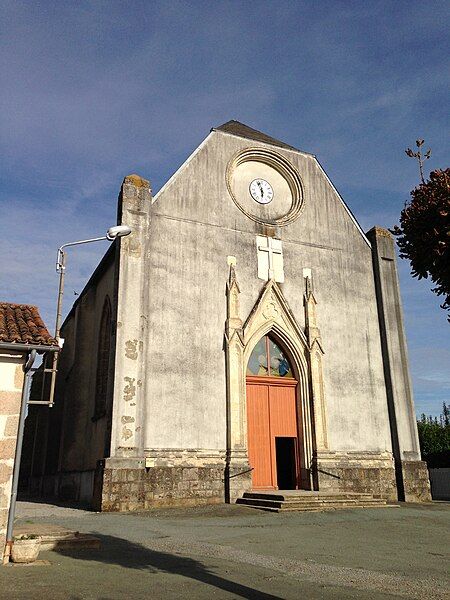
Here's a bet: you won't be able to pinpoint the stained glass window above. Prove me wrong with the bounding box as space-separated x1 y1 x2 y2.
246 335 293 378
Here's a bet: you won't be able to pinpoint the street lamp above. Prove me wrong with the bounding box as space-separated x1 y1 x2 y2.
3 225 132 563
49 224 132 405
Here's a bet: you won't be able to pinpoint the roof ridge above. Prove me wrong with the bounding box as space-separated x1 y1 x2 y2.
0 303 57 346
212 120 299 152
0 301 39 309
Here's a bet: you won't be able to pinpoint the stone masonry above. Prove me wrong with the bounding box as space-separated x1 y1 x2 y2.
93 458 253 512
96 465 226 512
0 353 24 560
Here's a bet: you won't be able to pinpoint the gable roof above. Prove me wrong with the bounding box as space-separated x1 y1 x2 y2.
212 120 300 152
155 120 370 247
0 303 57 347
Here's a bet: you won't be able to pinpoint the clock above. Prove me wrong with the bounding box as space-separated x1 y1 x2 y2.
226 147 304 226
249 179 274 204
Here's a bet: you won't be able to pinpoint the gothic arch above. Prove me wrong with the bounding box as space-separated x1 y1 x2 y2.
225 271 324 497
93 296 112 421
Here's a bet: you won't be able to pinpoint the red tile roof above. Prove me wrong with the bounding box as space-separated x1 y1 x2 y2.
0 303 57 346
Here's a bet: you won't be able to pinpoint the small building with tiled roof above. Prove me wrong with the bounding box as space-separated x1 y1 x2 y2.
0 303 57 349
0 302 58 562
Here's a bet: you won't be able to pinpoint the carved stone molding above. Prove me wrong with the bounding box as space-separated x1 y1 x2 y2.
226 147 305 226
225 266 328 493
304 288 327 451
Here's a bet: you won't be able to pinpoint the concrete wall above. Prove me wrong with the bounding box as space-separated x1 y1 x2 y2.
137 131 392 458
367 227 431 501
0 352 25 559
109 175 152 462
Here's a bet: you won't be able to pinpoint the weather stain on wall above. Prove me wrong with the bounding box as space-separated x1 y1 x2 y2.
121 415 135 424
125 339 138 360
122 426 133 441
123 377 136 402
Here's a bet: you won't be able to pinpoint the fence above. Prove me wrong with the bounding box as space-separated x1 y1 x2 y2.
429 468 450 500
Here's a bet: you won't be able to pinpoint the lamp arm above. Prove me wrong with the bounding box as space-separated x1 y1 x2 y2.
56 236 108 273
50 226 130 405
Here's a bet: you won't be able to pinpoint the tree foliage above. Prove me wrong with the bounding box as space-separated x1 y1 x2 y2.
417 403 450 467
392 141 450 320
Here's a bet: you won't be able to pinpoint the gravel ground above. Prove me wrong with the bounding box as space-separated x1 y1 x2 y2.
1 501 449 599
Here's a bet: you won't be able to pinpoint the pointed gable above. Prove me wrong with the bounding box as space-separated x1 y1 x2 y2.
212 120 300 152
154 120 370 249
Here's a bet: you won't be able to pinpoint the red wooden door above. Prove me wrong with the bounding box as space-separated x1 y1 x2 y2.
246 377 299 489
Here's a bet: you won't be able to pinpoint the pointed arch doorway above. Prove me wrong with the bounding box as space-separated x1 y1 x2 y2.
246 334 301 490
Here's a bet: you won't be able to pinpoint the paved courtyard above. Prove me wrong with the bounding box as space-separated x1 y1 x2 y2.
1 501 449 599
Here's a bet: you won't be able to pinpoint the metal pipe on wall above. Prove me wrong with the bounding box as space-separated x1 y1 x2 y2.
4 350 36 562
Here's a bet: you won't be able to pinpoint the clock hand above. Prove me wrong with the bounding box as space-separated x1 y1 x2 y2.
257 181 264 198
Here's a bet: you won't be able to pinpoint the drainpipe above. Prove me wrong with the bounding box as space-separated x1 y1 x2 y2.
4 349 36 563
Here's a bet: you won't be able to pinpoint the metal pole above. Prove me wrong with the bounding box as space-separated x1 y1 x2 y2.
4 350 36 562
45 229 130 408
48 250 66 407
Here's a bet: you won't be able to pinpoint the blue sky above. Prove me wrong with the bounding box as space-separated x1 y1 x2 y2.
1 1 449 416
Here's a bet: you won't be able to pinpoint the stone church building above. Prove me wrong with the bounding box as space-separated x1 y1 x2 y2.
21 121 430 510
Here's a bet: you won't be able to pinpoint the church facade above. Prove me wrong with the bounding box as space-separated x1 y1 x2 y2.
22 121 431 509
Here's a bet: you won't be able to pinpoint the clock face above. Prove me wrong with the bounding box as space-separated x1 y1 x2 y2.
249 179 274 205
227 148 304 226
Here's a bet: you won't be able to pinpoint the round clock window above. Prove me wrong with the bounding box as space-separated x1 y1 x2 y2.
226 147 304 226
249 179 274 204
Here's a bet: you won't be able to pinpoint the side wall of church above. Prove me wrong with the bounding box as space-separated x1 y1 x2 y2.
139 132 394 477
22 250 117 503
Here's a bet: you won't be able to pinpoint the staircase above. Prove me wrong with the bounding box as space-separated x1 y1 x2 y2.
236 490 397 512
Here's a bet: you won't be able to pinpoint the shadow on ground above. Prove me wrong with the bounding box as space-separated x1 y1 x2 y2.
53 533 282 600
17 495 94 511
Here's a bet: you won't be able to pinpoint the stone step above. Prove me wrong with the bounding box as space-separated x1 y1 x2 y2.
278 504 399 513
237 496 388 508
237 498 387 510
236 491 397 512
242 491 380 501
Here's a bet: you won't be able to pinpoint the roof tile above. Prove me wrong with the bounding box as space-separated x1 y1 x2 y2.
0 303 57 346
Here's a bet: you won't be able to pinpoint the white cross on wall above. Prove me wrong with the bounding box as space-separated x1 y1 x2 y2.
256 236 284 283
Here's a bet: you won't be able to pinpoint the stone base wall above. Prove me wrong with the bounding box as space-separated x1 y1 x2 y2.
315 452 398 501
225 462 253 503
94 459 252 512
22 456 433 511
401 460 431 502
98 465 222 512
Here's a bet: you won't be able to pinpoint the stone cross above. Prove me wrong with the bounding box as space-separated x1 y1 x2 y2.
256 236 284 283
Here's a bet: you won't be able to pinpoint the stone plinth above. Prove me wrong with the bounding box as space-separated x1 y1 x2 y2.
401 460 431 503
315 452 398 501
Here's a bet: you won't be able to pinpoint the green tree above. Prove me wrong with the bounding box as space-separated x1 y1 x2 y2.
417 402 450 467
392 140 450 321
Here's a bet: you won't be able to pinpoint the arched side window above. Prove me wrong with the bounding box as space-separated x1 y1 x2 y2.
93 297 112 421
246 335 294 378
